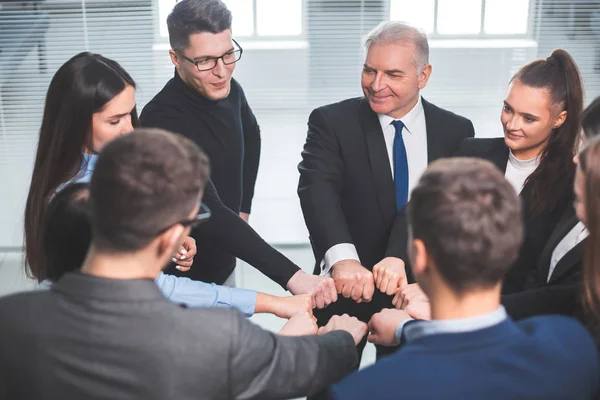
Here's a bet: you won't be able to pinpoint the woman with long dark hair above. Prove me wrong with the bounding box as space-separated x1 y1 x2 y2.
25 52 140 280
456 49 584 295
24 52 328 316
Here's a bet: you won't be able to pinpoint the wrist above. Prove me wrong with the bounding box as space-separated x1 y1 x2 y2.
286 270 305 292
255 292 276 314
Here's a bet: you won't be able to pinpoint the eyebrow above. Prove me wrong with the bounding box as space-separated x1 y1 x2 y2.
363 64 406 75
192 46 235 61
504 101 539 121
107 105 136 119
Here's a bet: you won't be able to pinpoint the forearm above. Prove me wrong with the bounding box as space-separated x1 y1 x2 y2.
197 182 300 287
502 283 579 321
233 324 358 400
254 292 277 314
156 272 257 317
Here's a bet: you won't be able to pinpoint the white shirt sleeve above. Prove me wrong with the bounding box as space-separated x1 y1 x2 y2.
320 243 361 276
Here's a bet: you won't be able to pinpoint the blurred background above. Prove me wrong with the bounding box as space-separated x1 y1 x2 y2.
1 1 599 366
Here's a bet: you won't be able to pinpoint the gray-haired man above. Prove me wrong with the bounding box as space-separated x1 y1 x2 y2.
298 21 475 366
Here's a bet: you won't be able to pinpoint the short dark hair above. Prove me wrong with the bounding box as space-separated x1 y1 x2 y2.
43 183 92 281
90 128 210 252
408 158 523 292
167 0 232 50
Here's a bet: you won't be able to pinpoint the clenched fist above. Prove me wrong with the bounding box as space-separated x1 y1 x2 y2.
331 260 374 303
373 257 407 295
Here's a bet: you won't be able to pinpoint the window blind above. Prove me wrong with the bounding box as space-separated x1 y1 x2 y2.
1 0 599 248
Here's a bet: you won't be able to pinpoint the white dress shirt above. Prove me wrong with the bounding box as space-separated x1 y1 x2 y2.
547 222 588 282
504 151 539 194
321 97 428 275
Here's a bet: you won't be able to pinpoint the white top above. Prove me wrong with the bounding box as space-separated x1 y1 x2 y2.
547 222 589 282
321 97 428 275
504 150 539 194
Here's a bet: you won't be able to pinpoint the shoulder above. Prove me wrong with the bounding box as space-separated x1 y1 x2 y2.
230 78 244 97
456 137 505 157
310 97 364 119
332 351 421 398
0 290 51 329
422 98 473 127
518 315 598 364
139 79 179 120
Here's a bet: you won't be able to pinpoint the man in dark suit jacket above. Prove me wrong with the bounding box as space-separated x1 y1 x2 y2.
0 129 367 400
331 158 598 400
298 21 474 361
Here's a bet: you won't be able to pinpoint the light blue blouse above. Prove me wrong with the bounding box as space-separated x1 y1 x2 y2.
47 153 257 317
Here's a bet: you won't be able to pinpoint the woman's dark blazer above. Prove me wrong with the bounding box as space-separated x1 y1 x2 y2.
455 137 574 295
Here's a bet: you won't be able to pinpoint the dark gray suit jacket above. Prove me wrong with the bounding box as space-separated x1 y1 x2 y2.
0 273 358 400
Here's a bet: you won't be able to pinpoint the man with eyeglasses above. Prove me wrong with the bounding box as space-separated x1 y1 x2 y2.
140 0 338 307
0 128 368 399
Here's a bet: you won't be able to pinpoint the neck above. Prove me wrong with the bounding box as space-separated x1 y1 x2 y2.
80 244 162 280
509 140 546 161
428 282 501 320
386 94 420 120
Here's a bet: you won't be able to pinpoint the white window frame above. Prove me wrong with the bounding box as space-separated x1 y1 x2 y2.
390 0 537 39
156 0 305 42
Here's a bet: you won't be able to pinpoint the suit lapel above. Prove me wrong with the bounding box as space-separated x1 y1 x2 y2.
537 209 579 282
359 98 397 223
422 98 445 162
485 140 510 173
549 239 586 284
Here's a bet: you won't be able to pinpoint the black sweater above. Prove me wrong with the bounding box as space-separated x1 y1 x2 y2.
140 71 299 286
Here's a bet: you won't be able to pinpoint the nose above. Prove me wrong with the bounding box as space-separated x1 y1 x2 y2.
122 116 133 134
505 116 518 131
370 72 384 92
212 58 226 77
573 152 580 165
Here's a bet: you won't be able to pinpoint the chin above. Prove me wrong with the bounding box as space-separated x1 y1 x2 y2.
367 100 393 115
205 86 231 101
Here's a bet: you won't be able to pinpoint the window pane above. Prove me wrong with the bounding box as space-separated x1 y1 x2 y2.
390 0 435 34
223 0 254 36
484 0 530 34
256 0 302 36
437 0 482 34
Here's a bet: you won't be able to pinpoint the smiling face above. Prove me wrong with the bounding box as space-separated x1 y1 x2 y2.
501 80 567 160
91 85 136 152
169 30 237 101
361 41 431 119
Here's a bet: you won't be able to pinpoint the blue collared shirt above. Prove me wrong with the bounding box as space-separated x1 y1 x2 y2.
51 154 258 317
395 306 508 344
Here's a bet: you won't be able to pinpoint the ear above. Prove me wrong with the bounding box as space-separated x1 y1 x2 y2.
156 224 186 260
169 50 181 68
417 64 432 90
553 110 568 129
410 239 429 278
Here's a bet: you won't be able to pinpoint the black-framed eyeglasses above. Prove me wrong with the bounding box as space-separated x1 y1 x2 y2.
156 202 211 235
175 39 243 72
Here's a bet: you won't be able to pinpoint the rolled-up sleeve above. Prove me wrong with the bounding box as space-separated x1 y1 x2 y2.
155 272 257 317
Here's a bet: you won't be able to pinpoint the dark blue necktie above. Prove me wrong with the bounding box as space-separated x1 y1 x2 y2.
392 120 409 211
